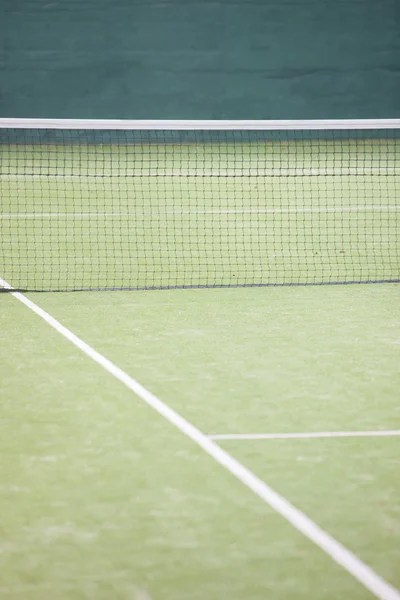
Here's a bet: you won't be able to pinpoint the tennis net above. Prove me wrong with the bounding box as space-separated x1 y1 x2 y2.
0 118 399 291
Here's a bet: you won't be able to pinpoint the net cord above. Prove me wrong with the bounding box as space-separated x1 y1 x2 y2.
1 118 400 130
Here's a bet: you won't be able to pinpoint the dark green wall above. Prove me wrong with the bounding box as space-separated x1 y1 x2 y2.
1 0 399 119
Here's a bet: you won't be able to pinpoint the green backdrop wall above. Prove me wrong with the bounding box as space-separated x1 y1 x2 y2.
1 0 399 119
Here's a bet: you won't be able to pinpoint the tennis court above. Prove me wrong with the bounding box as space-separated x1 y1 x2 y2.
1 120 400 600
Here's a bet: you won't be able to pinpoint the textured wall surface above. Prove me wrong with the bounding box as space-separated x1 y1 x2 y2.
1 0 399 119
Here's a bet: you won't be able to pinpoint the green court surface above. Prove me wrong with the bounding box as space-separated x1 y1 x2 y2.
1 132 399 598
1 284 399 600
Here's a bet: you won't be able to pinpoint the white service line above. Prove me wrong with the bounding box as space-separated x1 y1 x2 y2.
209 430 400 441
1 276 399 600
0 205 399 219
1 168 399 178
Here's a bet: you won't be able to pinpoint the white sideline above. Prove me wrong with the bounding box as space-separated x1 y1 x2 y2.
0 205 399 220
209 431 400 441
1 276 399 600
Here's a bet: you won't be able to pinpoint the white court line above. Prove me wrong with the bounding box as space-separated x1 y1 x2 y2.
1 276 399 600
1 167 399 178
0 205 399 219
209 430 400 441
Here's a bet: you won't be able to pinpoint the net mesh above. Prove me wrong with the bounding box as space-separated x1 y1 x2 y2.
0 121 399 291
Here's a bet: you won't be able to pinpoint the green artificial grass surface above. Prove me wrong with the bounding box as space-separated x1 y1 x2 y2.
1 284 399 599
